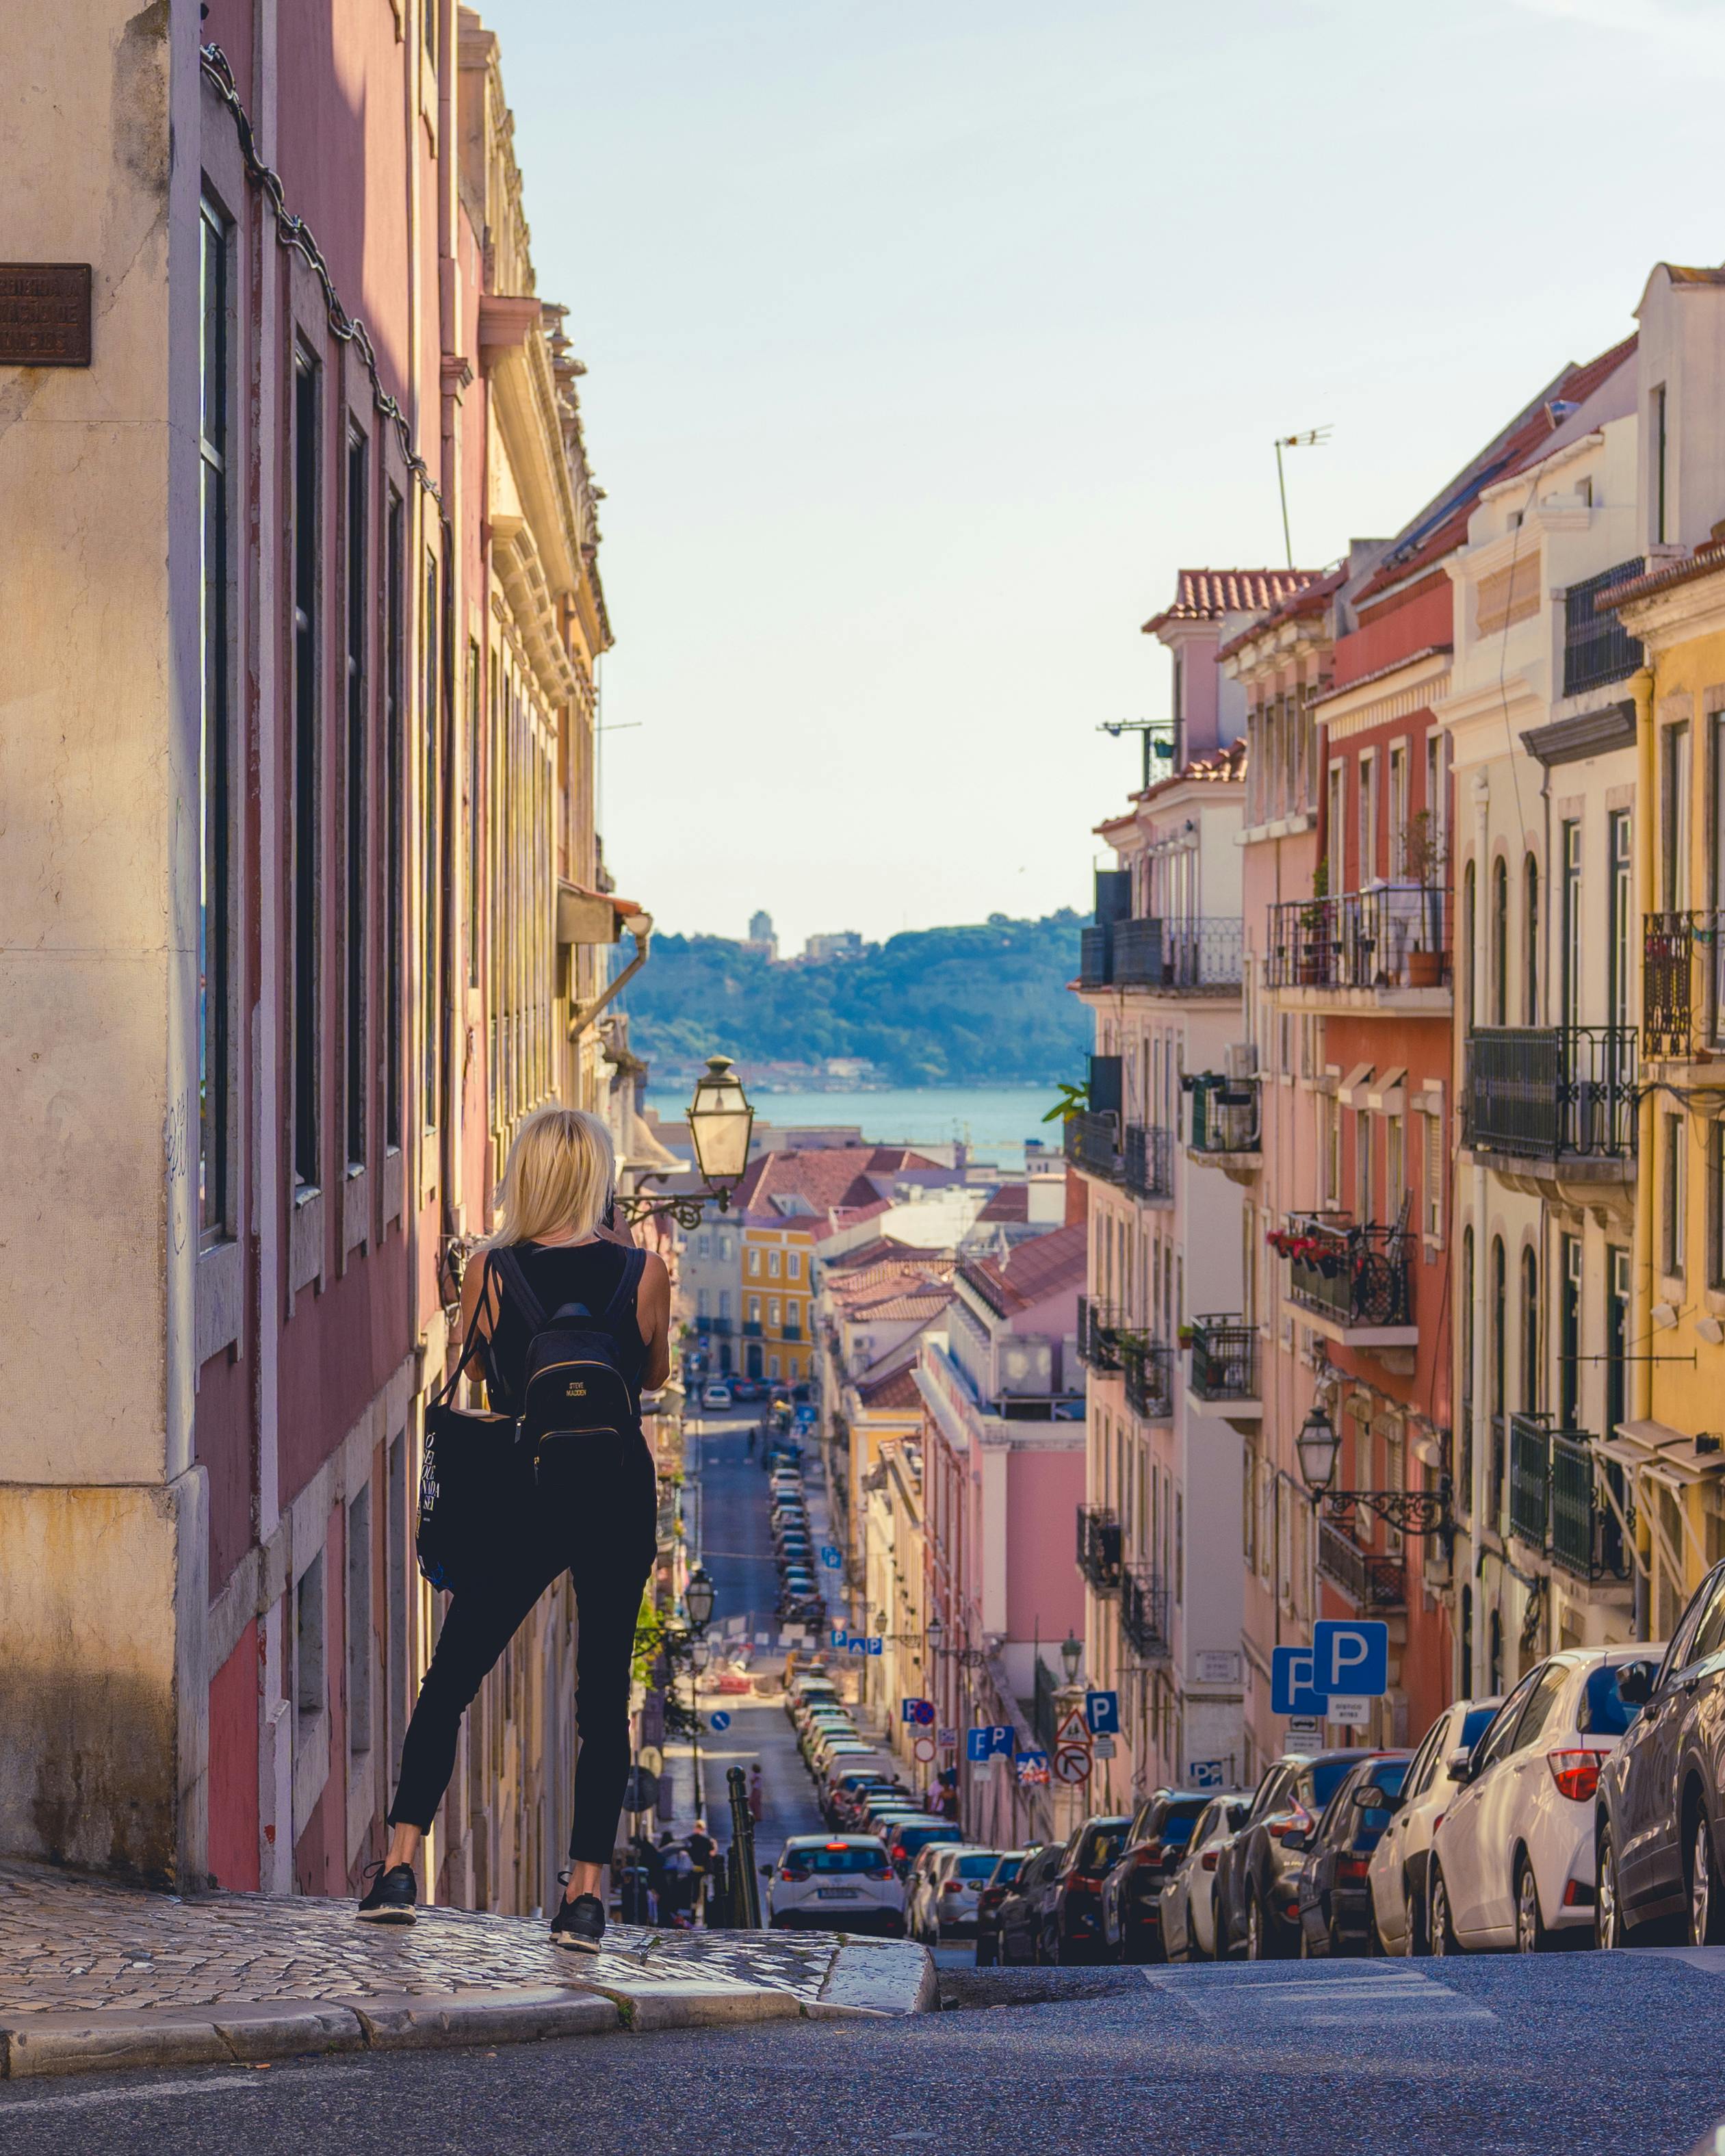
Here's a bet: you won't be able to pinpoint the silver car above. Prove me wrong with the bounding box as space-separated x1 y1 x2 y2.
907 1843 1002 1943
1159 1797 1251 1962
765 1834 905 1935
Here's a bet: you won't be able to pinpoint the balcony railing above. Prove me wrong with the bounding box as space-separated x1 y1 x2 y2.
693 1316 733 1337
1317 1518 1405 1611
1466 1026 1637 1160
1189 1076 1260 1155
1119 1566 1171 1661
782 1324 803 1342
1122 1336 1174 1420
1264 885 1451 993
1124 1123 1175 1202
1082 916 1244 991
1551 1433 1629 1583
1064 1110 1123 1182
1508 1410 1560 1547
1076 1505 1123 1594
1076 1295 1122 1374
1282 1212 1413 1329
742 1321 763 1338
1563 560 1645 699
1189 1316 1260 1402
1644 910 1725 1059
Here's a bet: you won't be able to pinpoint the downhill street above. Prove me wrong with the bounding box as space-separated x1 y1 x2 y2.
5 1953 1725 2155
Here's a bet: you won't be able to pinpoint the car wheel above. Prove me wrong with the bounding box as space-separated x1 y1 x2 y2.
1245 1891 1267 1961
1691 1810 1725 1947
1403 1880 1427 1958
1596 1821 1626 1950
1429 1865 1458 1958
1514 1854 1547 1954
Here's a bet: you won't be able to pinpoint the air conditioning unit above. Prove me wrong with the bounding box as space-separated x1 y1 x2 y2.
1225 1041 1258 1081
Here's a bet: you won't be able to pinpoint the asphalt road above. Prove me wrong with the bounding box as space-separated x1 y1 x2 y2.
10 1951 1725 2155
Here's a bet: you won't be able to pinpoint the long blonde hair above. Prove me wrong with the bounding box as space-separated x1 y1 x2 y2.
488 1106 615 1247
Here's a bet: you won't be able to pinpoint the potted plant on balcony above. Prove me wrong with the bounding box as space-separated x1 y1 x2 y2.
1297 859 1330 985
1402 809 1447 989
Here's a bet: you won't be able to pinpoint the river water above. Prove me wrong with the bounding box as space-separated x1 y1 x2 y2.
645 1082 1060 1168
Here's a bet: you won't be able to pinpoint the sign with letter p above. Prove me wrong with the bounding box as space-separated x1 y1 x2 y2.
1271 1644 1327 1717
1312 1619 1389 1700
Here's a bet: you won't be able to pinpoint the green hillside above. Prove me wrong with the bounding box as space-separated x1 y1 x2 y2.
621 911 1087 1087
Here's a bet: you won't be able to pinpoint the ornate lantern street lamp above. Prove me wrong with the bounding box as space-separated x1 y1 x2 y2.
614 1056 756 1230
1296 1404 1342 1505
685 1563 716 1636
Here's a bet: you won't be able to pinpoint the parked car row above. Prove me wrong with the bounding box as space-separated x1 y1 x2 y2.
768 1464 826 1624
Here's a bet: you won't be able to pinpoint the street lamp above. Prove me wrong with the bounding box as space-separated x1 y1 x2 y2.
926 1617 945 1654
614 1056 756 1229
1295 1404 1342 1505
685 1565 716 1635
1059 1629 1083 1685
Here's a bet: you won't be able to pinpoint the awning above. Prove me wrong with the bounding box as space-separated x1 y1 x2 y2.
556 881 646 947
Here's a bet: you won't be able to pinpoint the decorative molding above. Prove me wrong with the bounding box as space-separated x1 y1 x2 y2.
1520 700 1636 767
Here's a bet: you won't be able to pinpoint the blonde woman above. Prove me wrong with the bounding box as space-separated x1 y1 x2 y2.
358 1105 671 1949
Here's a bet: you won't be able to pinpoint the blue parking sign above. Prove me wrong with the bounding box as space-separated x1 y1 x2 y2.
820 1545 842 1568
1312 1620 1389 1699
966 1724 1014 1761
1271 1644 1327 1717
1085 1689 1119 1736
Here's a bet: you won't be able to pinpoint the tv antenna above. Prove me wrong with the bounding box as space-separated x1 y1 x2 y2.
1274 426 1332 568
1097 718 1181 791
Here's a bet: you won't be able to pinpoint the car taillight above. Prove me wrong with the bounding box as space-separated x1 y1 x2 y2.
1547 1750 1603 1802
1201 1849 1219 1871
780 1867 809 1882
1067 1873 1099 1894
1337 1856 1371 1883
892 1845 907 1861
866 1867 892 1881
1267 1805 1313 1840
942 1880 963 1893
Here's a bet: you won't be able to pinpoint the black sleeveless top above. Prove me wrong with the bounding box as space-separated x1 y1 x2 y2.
479 1239 649 1417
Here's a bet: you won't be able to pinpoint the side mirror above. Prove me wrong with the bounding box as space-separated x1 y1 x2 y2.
759 1862 775 1878
1353 1785 1398 1813
1282 1829 1309 1854
1616 1662 1653 1708
1444 1745 1473 1784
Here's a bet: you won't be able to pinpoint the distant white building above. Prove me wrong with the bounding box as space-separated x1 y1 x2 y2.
744 909 779 960
805 931 865 963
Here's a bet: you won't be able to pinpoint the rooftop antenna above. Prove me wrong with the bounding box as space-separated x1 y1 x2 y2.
1097 718 1180 791
1274 426 1332 568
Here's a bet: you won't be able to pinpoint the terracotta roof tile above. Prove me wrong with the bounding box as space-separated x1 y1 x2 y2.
1217 562 1349 661
959 1220 1087 1316
977 1184 1030 1222
1141 568 1325 638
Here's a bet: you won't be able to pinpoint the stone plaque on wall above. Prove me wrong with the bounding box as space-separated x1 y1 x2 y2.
0 264 92 366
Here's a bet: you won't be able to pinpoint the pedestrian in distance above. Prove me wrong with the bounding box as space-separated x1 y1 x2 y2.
686 1817 716 1923
356 1106 672 1952
749 1763 764 1823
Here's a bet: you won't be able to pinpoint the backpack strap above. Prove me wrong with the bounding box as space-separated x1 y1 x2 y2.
435 1250 500 1408
488 1244 548 1335
604 1245 648 1334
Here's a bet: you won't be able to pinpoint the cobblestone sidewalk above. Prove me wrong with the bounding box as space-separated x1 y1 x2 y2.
0 1863 934 2079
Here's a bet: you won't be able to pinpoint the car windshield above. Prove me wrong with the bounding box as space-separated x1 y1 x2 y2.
1081 1825 1128 1869
1458 1704 1498 1748
990 1856 1024 1884
1163 1803 1206 1847
955 1854 1000 1880
897 1826 962 1852
1580 1662 1648 1737
1309 1760 1354 1808
788 1845 883 1874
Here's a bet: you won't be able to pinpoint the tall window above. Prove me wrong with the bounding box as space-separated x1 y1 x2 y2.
1559 1234 1581 1430
467 641 482 989
1652 383 1669 545
1664 1111 1687 1277
1713 712 1725 1041
1609 810 1633 1030
291 350 322 1193
1663 721 1691 913
1711 1121 1725 1290
1425 730 1449 867
422 551 442 1130
1490 1234 1507 1522
198 197 233 1243
1355 1113 1373 1223
1522 855 1540 1024
1386 1115 1405 1224
1490 855 1509 1026
1388 742 1408 878
1607 1246 1630 1442
1561 819 1581 1028
1327 763 1345 887
1462 860 1477 1028
384 490 404 1153
1460 1227 1475 1512
344 428 369 1173
1520 1247 1539 1414
1358 751 1377 884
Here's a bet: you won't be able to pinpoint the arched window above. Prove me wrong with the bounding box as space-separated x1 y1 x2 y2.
1523 855 1540 1024
1460 1583 1474 1694
1520 1246 1540 1414
1491 1235 1507 1522
1460 1227 1475 1511
1462 860 1477 1029
1492 855 1509 1026
1488 1607 1504 1694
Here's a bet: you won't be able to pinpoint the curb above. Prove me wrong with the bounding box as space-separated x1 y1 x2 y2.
0 1938 936 2080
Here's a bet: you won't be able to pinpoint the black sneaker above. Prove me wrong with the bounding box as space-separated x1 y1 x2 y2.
356 1860 417 1925
550 1893 606 1953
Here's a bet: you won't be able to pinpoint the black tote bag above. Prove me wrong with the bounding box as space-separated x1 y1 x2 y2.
415 1254 533 1592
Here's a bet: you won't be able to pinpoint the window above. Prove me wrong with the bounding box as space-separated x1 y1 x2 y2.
768 1355 781 1380
1460 1227 1475 1512
1652 383 1669 546
1425 731 1449 869
291 350 322 1193
788 1250 801 1280
198 197 234 1243
1490 855 1509 1026
346 1483 372 1756
1609 811 1633 1030
295 1546 326 1730
747 1247 762 1277
422 550 443 1129
1424 1110 1444 1240
384 491 404 1154
768 1248 781 1279
1386 1115 1405 1225
1560 820 1581 1029
1520 1247 1539 1414
343 428 369 1173
768 1299 781 1328
1607 1245 1630 1443
1462 859 1477 1028
1355 1113 1373 1223
1560 1234 1581 1430
1664 1111 1687 1277
747 1296 761 1323
1388 743 1408 878
1710 1122 1725 1290
1358 752 1376 884
1522 855 1540 1024
1327 764 1345 886
467 640 482 989
1490 1235 1506 1521
1512 1661 1568 1752
1663 722 1691 912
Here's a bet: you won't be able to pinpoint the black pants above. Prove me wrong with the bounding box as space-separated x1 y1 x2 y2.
389 1434 656 1865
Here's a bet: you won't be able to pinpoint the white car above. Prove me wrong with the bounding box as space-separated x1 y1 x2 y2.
1367 1695 1501 1955
1159 1795 1251 1962
701 1380 733 1410
907 1845 1003 1942
1428 1644 1662 1953
766 1834 905 1934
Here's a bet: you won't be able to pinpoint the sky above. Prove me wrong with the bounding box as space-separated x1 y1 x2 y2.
480 0 1725 954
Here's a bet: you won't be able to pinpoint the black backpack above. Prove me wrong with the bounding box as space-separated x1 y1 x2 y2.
415 1243 645 1592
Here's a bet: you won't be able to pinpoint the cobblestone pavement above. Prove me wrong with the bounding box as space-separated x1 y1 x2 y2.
0 1861 886 2017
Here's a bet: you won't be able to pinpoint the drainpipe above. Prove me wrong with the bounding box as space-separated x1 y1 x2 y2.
1631 665 1657 1638
1470 768 1491 1696
569 916 653 1041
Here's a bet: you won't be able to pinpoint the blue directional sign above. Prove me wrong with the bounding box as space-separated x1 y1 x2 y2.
1271 1644 1328 1717
1085 1689 1120 1736
966 1724 1015 1762
1312 1620 1389 1700
820 1545 842 1569
709 1711 731 1732
1015 1748 1050 1785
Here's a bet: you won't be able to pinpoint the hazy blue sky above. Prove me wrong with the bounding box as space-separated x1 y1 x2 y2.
482 0 1725 952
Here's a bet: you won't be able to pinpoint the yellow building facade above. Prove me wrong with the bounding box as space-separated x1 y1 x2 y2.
741 1222 814 1384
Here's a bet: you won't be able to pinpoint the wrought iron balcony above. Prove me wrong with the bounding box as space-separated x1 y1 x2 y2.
1644 910 1725 1059
1124 1123 1175 1202
693 1316 733 1337
1076 1505 1123 1594
1265 886 1450 995
1079 923 1113 988
1189 1075 1260 1156
1189 1316 1260 1403
1465 1026 1637 1161
742 1321 763 1338
1280 1212 1413 1331
1119 1566 1171 1661
1550 1432 1629 1583
1064 1110 1123 1182
1508 1411 1558 1548
1113 917 1244 992
1121 1335 1174 1421
1076 1295 1122 1374
782 1324 803 1342
1563 560 1644 698
1317 1518 1405 1611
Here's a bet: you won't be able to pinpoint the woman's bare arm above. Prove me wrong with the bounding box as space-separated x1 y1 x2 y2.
636 1251 673 1392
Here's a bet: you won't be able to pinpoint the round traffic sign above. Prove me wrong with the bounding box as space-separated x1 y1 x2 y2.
1052 1743 1093 1785
912 1735 937 1763
709 1710 731 1732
